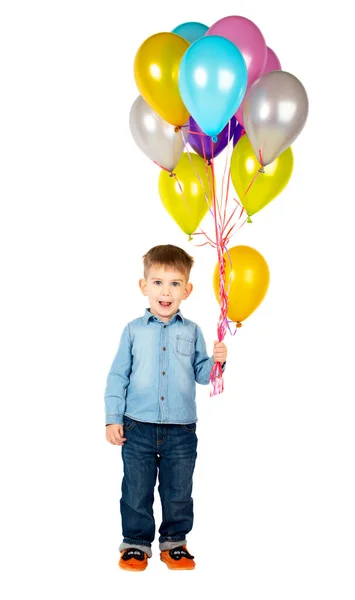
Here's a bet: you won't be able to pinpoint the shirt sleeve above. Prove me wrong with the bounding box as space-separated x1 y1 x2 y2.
104 324 132 425
194 324 226 385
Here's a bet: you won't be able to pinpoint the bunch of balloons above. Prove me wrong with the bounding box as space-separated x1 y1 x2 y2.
129 15 309 394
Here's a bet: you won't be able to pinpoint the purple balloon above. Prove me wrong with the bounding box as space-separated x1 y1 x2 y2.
187 116 237 160
233 123 245 147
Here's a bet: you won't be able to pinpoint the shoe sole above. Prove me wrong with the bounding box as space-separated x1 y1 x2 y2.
118 563 147 572
160 557 195 570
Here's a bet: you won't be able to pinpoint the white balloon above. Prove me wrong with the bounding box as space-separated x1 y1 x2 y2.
129 96 184 171
243 71 309 166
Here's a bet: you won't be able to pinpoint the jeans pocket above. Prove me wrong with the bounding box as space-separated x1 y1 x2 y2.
123 416 136 431
180 423 196 432
176 335 195 357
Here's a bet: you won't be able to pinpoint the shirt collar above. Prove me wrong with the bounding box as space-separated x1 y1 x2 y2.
143 308 184 325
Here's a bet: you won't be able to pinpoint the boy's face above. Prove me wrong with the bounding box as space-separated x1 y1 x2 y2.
139 264 193 323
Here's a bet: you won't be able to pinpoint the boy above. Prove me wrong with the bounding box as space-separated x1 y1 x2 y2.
104 245 227 571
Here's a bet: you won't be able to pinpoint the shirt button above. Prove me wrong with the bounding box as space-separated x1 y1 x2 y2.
162 371 166 376
161 396 165 401
163 325 166 328
162 346 166 351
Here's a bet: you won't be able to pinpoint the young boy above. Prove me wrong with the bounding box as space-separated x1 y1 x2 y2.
104 245 227 571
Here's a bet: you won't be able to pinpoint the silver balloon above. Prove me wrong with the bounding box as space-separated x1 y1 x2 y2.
242 71 309 166
129 95 184 171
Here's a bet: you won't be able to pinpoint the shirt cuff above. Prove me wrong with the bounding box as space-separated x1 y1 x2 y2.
105 413 124 425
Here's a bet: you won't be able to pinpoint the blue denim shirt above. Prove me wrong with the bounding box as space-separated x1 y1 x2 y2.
104 309 225 425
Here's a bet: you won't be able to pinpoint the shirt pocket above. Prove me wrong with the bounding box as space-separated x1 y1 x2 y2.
176 335 195 357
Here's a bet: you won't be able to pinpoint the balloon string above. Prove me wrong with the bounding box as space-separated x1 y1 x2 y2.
223 167 232 229
242 147 265 198
182 123 231 222
182 128 208 137
221 120 232 228
243 169 261 197
208 147 248 395
199 133 216 216
153 160 172 173
208 149 228 396
208 137 247 395
222 203 240 237
180 123 249 395
206 139 222 225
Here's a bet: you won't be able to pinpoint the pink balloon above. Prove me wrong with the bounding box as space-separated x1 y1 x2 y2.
235 104 244 128
236 46 281 127
206 16 267 87
264 47 282 74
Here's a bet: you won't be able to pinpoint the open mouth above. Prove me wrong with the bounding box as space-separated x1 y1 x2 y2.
159 301 172 308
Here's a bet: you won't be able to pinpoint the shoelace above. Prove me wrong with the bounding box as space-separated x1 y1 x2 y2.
121 548 145 561
169 546 195 561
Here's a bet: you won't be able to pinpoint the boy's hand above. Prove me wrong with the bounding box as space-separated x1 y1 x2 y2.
106 424 126 446
213 340 227 364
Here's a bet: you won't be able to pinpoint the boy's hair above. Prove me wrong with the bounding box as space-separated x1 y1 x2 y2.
143 245 194 280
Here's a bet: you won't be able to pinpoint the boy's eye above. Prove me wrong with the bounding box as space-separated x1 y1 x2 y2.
153 281 162 285
172 282 180 287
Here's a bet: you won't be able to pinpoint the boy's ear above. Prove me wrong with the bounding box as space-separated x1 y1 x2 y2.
183 282 193 300
139 278 148 296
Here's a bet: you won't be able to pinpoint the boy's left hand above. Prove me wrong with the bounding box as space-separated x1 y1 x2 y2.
213 340 227 364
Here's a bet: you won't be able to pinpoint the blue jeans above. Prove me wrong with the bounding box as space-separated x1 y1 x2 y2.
119 416 198 556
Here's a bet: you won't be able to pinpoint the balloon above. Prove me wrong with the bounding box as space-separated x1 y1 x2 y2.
178 35 247 138
172 21 209 44
188 116 237 160
134 32 190 127
213 245 270 323
230 135 293 222
158 153 212 237
230 134 293 219
206 16 267 88
236 46 281 127
232 122 244 147
243 70 309 166
129 95 184 171
235 104 244 128
264 47 281 73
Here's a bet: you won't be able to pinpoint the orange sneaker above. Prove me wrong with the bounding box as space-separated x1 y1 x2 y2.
160 545 195 570
118 548 149 571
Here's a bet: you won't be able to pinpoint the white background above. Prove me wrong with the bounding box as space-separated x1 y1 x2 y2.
1 1 354 598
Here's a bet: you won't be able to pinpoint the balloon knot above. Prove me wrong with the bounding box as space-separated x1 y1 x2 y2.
212 135 218 143
236 322 242 328
174 126 181 133
169 171 175 178
188 234 193 241
259 167 265 174
247 215 253 223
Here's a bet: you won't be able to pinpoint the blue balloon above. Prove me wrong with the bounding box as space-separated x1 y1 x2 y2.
178 35 248 138
172 21 208 44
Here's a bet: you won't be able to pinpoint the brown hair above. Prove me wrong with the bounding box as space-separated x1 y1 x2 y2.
143 245 194 280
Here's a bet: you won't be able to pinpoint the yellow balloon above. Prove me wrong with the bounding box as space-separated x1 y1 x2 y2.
158 153 213 237
230 134 293 220
213 245 270 324
134 32 190 127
